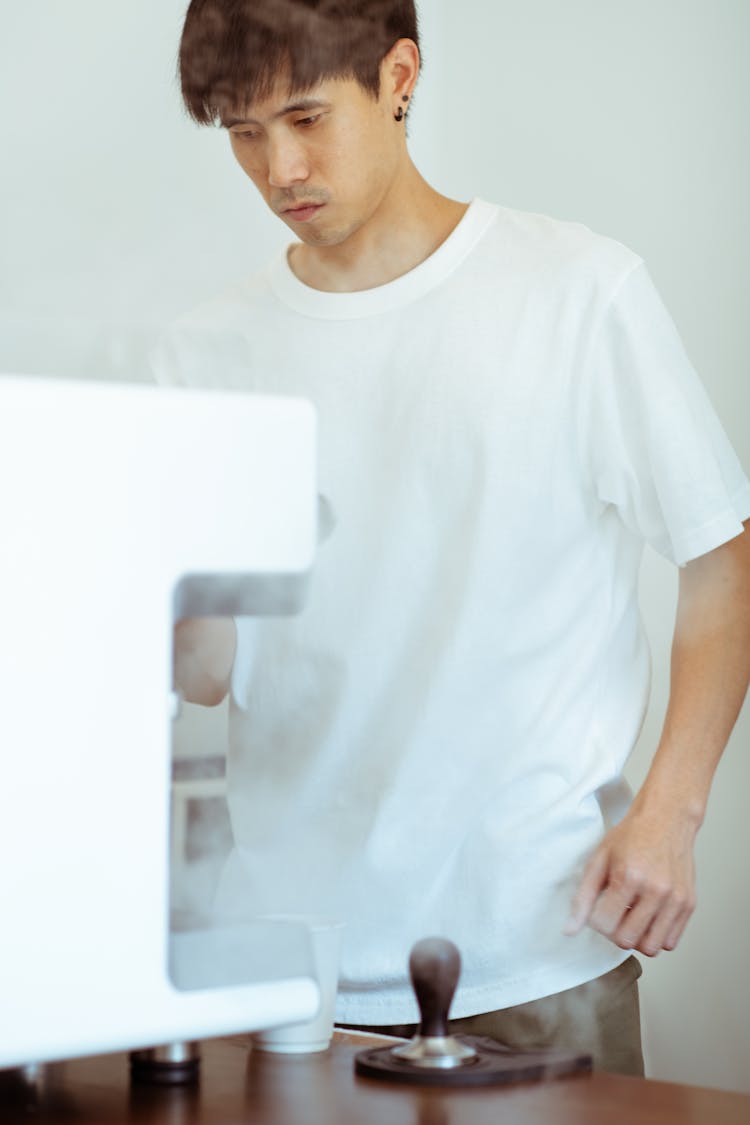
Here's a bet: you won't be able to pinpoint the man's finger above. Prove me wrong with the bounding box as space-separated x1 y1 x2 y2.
636 901 685 957
563 850 609 936
662 908 693 952
612 897 657 951
589 886 641 940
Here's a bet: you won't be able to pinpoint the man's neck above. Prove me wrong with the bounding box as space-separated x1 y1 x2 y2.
288 170 469 293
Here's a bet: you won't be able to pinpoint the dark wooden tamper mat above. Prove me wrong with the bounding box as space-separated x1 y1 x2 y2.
355 938 592 1087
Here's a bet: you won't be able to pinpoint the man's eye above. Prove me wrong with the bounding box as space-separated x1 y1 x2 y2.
297 115 321 128
234 131 258 141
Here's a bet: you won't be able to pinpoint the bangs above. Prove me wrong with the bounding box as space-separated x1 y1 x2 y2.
179 1 401 126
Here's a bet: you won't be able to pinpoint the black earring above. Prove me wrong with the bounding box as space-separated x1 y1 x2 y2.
394 106 405 122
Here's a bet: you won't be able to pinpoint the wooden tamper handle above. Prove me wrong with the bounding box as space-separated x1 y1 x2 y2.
410 937 462 1039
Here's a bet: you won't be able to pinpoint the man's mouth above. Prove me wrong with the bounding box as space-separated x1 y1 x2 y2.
282 203 325 223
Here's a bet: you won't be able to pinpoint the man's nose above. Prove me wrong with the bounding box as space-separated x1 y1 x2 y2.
267 135 310 188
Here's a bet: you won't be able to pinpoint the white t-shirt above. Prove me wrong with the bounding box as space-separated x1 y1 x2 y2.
153 200 750 1024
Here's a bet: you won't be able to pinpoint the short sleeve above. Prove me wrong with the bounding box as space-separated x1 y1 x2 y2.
581 263 750 565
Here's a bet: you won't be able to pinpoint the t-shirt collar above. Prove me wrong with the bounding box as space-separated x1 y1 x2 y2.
268 198 498 320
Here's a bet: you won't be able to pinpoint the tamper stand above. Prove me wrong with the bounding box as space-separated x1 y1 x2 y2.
355 938 592 1087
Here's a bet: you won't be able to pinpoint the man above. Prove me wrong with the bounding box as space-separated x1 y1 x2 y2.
156 0 750 1075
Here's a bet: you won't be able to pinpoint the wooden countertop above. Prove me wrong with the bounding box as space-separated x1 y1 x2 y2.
1 1031 748 1124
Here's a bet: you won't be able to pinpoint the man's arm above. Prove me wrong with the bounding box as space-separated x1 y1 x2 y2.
565 519 750 956
173 617 237 706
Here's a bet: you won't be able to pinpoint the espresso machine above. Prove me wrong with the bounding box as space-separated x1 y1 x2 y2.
0 374 319 1078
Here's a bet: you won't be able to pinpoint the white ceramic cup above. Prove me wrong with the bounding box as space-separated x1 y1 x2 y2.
251 916 345 1054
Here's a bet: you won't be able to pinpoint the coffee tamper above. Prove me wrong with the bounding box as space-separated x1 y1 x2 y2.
355 938 592 1087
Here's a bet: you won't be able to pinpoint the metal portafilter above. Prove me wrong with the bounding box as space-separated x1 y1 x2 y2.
355 938 592 1088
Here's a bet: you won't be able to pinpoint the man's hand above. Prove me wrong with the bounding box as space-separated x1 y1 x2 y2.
564 800 698 956
566 522 750 957
174 617 237 706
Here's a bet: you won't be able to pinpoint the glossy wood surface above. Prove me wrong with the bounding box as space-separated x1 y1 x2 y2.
1 1032 748 1124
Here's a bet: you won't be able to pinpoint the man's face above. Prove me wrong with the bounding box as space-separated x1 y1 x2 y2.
225 73 402 248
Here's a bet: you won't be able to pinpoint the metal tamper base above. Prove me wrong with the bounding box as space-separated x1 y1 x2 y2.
355 938 592 1088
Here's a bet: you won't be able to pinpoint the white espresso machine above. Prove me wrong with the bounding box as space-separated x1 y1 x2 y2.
0 374 319 1077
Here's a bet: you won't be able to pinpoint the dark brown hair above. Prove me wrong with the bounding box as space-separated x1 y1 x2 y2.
179 0 420 125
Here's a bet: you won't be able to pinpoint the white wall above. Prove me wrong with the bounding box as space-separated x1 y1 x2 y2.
2 0 747 1093
0 0 283 380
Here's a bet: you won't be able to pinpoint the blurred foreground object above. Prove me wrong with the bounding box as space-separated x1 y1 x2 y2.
0 375 319 1074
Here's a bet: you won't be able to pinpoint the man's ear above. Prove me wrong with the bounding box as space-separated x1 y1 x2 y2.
381 37 420 107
